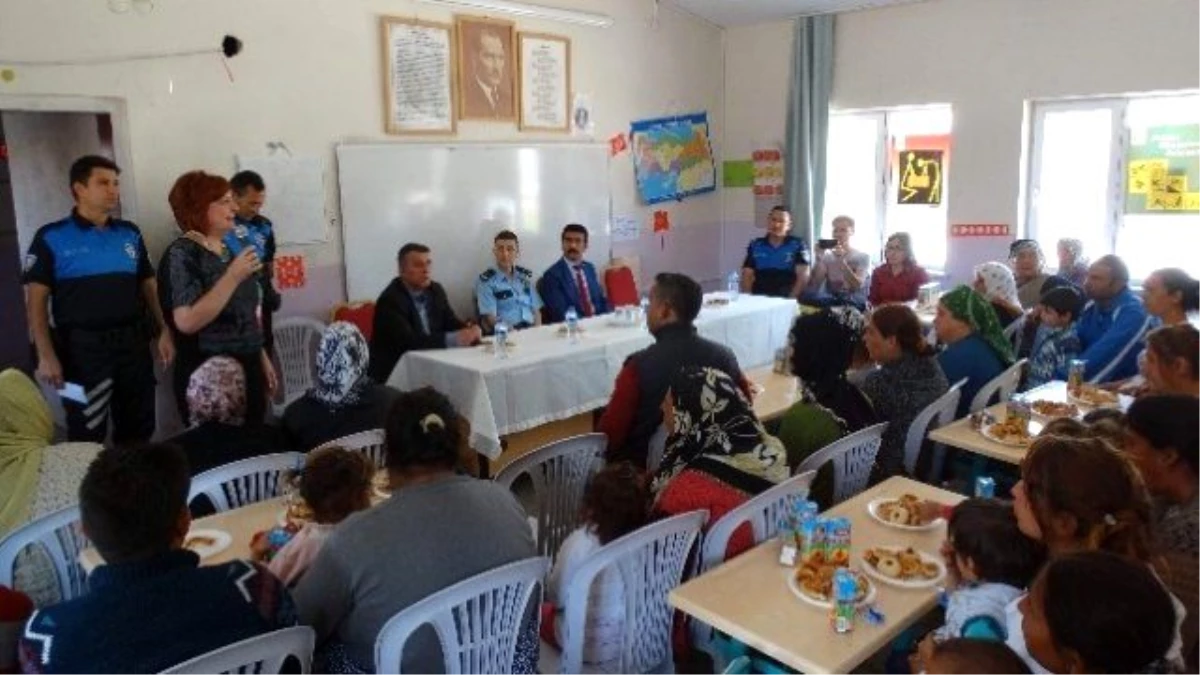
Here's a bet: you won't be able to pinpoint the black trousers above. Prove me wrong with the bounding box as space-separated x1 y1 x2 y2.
57 325 156 444
172 346 267 426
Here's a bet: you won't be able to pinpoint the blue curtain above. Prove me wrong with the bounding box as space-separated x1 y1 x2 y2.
783 15 835 247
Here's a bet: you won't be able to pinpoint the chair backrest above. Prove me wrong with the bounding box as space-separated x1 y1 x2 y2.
795 422 889 504
0 506 88 605
315 428 386 468
1003 315 1025 346
646 425 668 473
699 470 816 574
559 510 708 675
374 557 549 674
159 626 315 674
493 434 604 563
189 452 304 513
970 358 1029 413
605 265 639 307
331 301 376 342
903 378 967 478
271 316 326 414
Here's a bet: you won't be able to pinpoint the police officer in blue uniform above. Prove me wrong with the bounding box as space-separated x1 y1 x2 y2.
741 205 811 298
23 155 174 443
225 170 281 355
475 230 542 332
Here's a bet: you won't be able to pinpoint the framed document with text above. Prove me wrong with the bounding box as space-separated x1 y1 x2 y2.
518 32 571 132
381 16 457 135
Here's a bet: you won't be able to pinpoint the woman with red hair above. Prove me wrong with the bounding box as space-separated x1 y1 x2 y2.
157 170 276 424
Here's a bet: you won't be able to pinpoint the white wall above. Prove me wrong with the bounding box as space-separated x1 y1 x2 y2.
724 0 1200 280
0 0 724 316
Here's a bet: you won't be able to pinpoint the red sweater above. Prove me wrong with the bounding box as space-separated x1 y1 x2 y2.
868 263 929 305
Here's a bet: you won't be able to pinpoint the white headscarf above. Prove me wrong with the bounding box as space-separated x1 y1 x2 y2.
974 261 1021 308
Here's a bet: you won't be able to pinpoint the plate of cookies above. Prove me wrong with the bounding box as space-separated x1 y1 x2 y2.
786 562 876 609
861 546 945 589
867 494 944 532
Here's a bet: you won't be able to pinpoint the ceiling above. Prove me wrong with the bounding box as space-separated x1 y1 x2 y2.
668 0 933 26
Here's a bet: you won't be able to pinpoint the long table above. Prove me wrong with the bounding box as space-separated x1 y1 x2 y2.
927 380 1133 465
388 294 797 459
669 477 963 674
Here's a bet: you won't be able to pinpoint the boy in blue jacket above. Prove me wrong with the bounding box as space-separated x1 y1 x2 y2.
1027 286 1084 389
1058 255 1154 384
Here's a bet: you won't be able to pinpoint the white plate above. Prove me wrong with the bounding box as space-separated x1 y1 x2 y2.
183 528 232 560
1024 400 1082 423
860 547 946 589
1067 389 1122 410
979 422 1037 448
785 567 876 609
867 498 944 532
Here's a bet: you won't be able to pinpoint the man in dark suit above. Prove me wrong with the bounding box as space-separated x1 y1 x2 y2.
368 243 482 383
539 223 610 323
461 26 513 119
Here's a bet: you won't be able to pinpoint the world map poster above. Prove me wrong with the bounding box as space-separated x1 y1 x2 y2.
630 112 717 204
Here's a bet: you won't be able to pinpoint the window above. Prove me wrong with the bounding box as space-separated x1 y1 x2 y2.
1026 92 1200 281
824 106 953 269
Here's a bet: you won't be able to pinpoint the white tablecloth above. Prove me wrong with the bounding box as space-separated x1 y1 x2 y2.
388 294 797 458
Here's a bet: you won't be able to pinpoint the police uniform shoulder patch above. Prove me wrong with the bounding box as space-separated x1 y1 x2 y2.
479 268 497 281
515 265 532 278
124 242 138 260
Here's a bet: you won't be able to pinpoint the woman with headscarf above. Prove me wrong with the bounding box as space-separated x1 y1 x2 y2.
0 369 101 606
1056 238 1089 287
652 366 788 556
166 355 284 478
282 322 399 451
1009 240 1052 309
973 261 1024 328
934 286 1016 417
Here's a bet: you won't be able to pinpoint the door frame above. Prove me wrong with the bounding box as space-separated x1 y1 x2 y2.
0 94 139 221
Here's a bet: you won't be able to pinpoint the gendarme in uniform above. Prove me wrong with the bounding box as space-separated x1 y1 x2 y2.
475 265 541 329
743 235 811 298
22 211 156 441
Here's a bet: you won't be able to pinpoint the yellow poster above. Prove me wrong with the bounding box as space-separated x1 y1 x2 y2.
1184 193 1200 211
1128 159 1167 195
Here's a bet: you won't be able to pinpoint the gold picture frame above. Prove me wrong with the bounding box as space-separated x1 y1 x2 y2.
517 32 571 132
380 16 458 135
455 15 517 122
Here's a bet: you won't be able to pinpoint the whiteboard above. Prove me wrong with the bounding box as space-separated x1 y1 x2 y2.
236 155 327 245
337 143 611 318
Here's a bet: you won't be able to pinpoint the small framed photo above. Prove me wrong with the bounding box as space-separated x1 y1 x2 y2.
455 15 517 121
518 32 571 132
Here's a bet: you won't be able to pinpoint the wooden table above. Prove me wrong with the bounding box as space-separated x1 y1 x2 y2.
927 380 1133 466
748 365 799 422
80 498 283 573
669 477 964 674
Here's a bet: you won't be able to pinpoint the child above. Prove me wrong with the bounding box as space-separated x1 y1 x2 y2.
1026 286 1084 389
252 446 373 585
543 462 648 665
1017 550 1176 673
914 638 1030 674
931 499 1045 642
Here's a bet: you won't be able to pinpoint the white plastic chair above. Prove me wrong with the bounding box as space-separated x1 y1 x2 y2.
374 557 549 674
903 378 967 480
796 422 889 504
271 316 325 417
189 452 303 513
646 425 668 473
970 358 1029 413
691 471 816 659
159 626 316 674
543 509 708 675
494 434 604 564
0 506 88 605
1003 315 1026 347
315 428 386 468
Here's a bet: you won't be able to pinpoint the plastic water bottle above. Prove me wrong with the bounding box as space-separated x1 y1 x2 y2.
565 307 579 344
639 295 649 329
727 271 740 302
493 321 509 359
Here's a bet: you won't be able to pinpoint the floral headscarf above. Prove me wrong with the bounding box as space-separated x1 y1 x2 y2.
310 322 371 408
974 261 1021 308
187 356 246 426
940 285 1016 365
651 366 788 497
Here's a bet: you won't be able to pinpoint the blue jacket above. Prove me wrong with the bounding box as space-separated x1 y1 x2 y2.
1060 288 1153 383
539 258 609 323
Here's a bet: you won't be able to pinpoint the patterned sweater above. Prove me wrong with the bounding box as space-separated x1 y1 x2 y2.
1025 324 1081 390
19 550 295 673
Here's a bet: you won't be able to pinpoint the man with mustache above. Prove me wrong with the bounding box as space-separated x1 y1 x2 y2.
462 26 513 118
539 223 610 323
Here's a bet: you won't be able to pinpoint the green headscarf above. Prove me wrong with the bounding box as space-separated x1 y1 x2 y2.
0 369 53 537
939 285 1016 365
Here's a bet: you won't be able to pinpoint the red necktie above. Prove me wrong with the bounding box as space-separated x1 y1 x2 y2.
574 266 595 317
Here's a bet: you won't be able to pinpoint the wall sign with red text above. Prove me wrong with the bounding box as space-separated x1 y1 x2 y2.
950 223 1010 238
